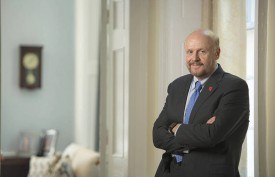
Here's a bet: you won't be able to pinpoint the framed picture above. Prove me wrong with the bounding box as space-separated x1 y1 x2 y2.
37 129 58 156
18 131 39 157
20 46 43 89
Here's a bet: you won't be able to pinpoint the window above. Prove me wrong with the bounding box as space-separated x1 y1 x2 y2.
246 0 256 176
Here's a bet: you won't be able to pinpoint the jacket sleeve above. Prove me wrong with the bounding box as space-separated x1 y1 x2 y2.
174 79 249 148
152 83 184 153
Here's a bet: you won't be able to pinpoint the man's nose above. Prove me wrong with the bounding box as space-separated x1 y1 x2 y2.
192 52 200 61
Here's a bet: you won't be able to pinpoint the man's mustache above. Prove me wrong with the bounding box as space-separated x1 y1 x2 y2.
189 62 203 66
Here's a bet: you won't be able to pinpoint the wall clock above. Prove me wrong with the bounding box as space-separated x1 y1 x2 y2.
20 46 43 89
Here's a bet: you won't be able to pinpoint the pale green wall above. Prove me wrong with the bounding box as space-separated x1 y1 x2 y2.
1 0 75 153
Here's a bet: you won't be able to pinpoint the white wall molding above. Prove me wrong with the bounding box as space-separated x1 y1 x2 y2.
75 0 100 149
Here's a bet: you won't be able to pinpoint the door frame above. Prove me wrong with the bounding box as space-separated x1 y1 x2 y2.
99 0 149 176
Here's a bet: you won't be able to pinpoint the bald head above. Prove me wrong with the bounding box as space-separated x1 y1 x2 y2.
185 29 220 51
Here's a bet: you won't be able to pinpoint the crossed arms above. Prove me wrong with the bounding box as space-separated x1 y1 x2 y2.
152 79 249 154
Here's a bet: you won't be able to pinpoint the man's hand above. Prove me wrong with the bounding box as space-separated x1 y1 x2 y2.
168 123 181 135
172 124 181 134
206 116 216 124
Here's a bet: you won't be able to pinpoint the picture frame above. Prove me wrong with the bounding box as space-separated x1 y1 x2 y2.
18 131 39 157
37 129 58 156
19 46 43 89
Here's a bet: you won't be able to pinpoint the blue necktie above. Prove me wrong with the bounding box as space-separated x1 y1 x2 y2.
175 81 202 162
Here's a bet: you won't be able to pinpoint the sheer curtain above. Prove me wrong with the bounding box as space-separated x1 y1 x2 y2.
201 0 247 176
264 0 275 175
202 0 246 78
258 0 275 176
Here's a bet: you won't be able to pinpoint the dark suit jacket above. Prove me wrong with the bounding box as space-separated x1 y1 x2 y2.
153 65 249 177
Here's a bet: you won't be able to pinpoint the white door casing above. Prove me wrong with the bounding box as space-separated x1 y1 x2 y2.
100 0 149 176
105 0 129 176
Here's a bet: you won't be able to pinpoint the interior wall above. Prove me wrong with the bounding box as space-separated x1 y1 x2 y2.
129 0 149 176
1 0 75 153
147 1 160 176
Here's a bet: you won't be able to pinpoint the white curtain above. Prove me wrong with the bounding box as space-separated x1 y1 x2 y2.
258 0 275 176
202 0 246 78
265 1 275 175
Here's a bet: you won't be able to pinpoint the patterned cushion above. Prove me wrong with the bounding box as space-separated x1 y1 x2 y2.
28 155 60 177
28 155 74 177
28 144 99 177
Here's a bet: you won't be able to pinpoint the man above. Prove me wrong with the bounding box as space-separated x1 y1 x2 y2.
153 29 249 177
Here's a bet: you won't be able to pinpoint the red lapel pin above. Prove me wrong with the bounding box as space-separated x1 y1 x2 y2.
209 86 213 92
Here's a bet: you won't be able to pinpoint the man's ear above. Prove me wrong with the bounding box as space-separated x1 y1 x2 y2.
216 48 221 59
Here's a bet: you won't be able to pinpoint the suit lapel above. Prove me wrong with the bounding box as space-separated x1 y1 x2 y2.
188 65 224 124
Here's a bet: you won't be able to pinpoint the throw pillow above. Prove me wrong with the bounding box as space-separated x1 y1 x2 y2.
28 155 60 177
